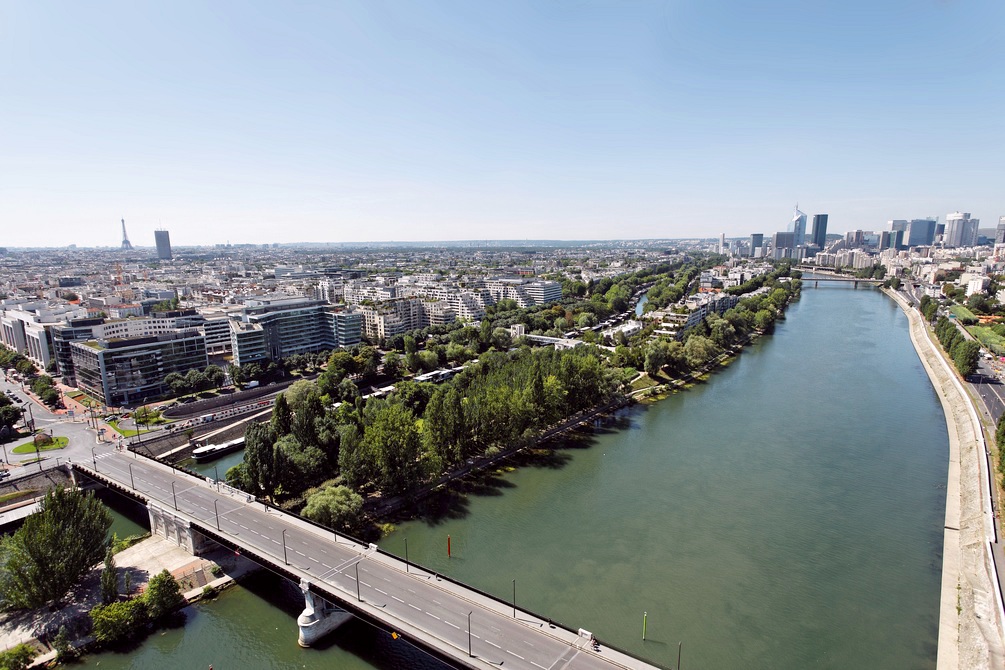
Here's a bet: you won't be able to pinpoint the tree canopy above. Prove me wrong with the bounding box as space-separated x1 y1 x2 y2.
0 487 112 610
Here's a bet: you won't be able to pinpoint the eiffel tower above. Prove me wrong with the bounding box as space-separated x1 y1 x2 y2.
120 218 133 250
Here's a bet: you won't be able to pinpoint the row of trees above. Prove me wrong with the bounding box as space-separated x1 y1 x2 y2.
0 346 37 377
164 364 227 396
29 374 60 407
934 316 981 377
227 346 623 513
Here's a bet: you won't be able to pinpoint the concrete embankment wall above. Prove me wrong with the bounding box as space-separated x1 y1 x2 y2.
885 288 1005 669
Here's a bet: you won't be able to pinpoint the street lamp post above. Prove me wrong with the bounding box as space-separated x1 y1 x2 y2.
282 529 289 565
404 538 409 574
355 562 361 602
90 446 97 469
128 463 135 489
214 499 220 530
512 579 516 618
214 464 220 484
468 611 473 657
171 481 178 510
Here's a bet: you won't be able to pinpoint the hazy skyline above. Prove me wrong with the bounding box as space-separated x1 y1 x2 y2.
3 1 1003 248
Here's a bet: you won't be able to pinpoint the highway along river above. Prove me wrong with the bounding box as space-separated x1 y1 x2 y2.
87 281 947 669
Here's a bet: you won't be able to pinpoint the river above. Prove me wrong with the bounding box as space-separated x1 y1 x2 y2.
87 282 947 669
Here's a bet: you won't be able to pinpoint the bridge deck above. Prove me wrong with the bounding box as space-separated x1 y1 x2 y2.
74 451 663 670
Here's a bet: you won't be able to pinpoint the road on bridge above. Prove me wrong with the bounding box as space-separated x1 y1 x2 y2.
81 450 661 670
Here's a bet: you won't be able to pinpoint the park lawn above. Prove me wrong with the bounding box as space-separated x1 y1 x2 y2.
12 436 69 454
0 489 38 506
107 420 141 437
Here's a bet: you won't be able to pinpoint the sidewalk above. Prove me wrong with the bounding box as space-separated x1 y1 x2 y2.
887 289 1005 669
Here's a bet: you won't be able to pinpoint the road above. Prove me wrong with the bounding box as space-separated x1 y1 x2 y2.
0 374 104 470
81 451 659 670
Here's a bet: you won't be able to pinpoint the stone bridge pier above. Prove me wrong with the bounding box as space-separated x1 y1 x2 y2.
298 579 353 647
148 503 214 556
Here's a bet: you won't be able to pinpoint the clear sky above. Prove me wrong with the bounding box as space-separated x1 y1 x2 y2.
2 0 1003 247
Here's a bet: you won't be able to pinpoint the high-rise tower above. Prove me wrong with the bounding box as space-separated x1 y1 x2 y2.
811 214 828 249
789 205 807 246
154 230 173 260
120 219 133 250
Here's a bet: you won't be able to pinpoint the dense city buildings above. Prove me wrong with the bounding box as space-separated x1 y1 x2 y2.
3 217 1005 410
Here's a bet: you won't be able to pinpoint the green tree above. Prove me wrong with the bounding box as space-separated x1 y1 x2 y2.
362 401 423 495
204 364 226 388
0 643 36 670
302 485 364 533
53 625 76 663
243 423 277 498
284 379 318 417
0 487 111 609
270 393 293 437
90 598 148 643
100 547 117 604
383 351 403 378
952 339 981 377
144 569 185 620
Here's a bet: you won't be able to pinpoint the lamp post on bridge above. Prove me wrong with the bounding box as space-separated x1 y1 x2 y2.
127 463 135 489
512 579 516 618
171 481 178 510
214 499 220 530
282 528 289 565
467 611 473 658
90 446 97 469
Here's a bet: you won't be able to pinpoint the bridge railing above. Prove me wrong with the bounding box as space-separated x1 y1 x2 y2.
120 437 669 667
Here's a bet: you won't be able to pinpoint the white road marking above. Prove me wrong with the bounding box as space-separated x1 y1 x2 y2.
425 612 440 621
506 651 525 660
486 640 501 649
375 588 387 595
392 596 404 603
408 603 421 611
445 621 460 630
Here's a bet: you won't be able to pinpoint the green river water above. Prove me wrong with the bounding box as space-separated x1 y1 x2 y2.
87 282 947 669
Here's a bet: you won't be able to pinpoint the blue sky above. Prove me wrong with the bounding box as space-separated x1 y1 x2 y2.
2 0 1003 247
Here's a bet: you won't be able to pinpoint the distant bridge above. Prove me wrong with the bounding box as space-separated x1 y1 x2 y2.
72 451 663 670
796 268 883 286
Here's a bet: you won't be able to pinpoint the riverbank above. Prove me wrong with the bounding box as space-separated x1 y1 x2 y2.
884 287 1005 669
0 535 255 666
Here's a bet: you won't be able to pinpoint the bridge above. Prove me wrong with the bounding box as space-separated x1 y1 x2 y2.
71 450 663 670
795 268 883 287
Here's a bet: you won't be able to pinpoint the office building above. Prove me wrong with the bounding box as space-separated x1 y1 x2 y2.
789 206 807 246
70 329 208 406
155 230 173 260
944 212 979 248
904 218 937 247
810 214 828 249
997 217 1005 245
229 297 362 365
749 234 764 257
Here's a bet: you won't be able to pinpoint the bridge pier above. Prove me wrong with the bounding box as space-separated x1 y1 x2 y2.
148 504 214 556
298 579 352 647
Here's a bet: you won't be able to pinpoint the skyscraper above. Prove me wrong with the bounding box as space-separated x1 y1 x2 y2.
944 212 978 248
810 214 828 249
154 230 173 260
996 217 1005 245
904 218 937 247
749 233 764 257
789 205 807 246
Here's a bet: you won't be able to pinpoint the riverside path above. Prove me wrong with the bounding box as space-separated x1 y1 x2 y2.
72 448 664 670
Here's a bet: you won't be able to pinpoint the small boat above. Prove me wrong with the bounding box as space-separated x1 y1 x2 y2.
192 437 245 462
